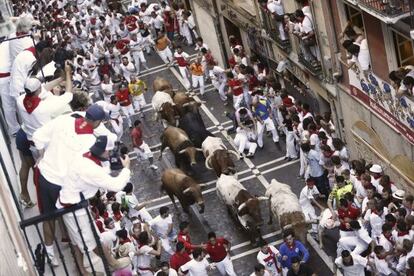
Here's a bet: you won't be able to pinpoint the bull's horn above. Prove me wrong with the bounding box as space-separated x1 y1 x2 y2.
198 183 209 187
257 196 269 201
283 224 293 230
196 148 203 152
237 202 247 212
183 187 191 194
204 154 213 170
182 102 190 107
178 149 186 154
228 150 240 160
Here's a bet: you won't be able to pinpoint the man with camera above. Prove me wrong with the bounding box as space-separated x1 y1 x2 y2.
56 135 131 276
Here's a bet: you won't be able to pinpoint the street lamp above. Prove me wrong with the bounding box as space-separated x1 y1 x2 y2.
0 0 14 37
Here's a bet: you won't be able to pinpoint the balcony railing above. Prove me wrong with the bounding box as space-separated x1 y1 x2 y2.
298 52 323 76
259 5 291 52
20 200 111 276
347 0 412 24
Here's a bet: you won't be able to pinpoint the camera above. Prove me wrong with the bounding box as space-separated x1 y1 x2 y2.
54 48 75 70
110 142 129 171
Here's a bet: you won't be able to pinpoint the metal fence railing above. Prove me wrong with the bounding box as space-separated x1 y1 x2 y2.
19 200 110 276
358 0 411 17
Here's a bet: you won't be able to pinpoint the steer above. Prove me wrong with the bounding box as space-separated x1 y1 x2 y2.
216 174 267 244
266 179 308 244
153 77 174 97
151 91 178 127
161 168 206 213
178 112 213 148
202 136 239 177
173 92 201 116
159 126 202 170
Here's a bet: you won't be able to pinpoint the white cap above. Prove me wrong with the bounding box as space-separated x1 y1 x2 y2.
24 78 42 93
369 164 382 174
392 189 405 200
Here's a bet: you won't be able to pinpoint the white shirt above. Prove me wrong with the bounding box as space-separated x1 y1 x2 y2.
149 214 173 237
33 112 115 184
378 233 393 252
267 0 283 15
335 253 367 276
301 14 314 34
306 149 324 177
249 272 271 276
210 66 226 82
136 244 154 269
149 15 164 29
369 211 387 241
0 39 11 75
180 258 210 276
257 245 280 275
154 268 178 276
120 62 136 82
17 91 73 139
358 39 370 71
10 49 37 97
9 32 33 61
129 36 145 52
371 253 393 275
57 154 130 205
299 185 320 212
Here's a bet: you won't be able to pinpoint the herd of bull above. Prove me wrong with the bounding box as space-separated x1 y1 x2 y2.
151 77 311 245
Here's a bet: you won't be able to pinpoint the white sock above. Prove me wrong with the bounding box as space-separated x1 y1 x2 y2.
45 245 55 257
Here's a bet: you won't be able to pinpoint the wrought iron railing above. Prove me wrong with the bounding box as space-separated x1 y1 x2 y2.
357 0 410 17
258 5 291 52
20 201 110 276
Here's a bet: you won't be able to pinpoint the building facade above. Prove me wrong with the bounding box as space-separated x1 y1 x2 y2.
189 0 414 191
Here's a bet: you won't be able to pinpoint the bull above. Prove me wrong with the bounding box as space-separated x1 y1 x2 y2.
151 91 179 127
202 136 239 177
216 174 267 244
159 126 202 170
266 179 308 244
153 77 174 97
161 168 207 213
178 112 213 148
173 92 201 116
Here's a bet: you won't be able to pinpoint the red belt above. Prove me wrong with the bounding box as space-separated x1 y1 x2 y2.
138 267 153 271
0 72 10 78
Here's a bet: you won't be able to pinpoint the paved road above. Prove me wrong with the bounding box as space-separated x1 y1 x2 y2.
117 43 335 275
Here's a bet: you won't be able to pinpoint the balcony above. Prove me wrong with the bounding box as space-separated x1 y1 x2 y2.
258 5 291 52
346 0 412 24
298 52 323 76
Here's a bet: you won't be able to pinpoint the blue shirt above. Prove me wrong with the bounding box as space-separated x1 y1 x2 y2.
306 149 324 177
254 102 270 120
278 240 309 268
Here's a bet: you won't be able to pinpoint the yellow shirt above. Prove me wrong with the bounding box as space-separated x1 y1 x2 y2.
189 63 203 76
128 80 147 96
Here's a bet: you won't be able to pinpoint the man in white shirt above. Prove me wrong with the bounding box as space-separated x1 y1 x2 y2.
338 220 373 256
249 263 271 276
174 45 191 90
149 206 176 255
120 56 136 82
155 262 178 276
267 0 286 40
256 239 281 275
32 104 115 265
57 135 131 276
136 231 163 276
121 182 152 222
334 250 368 276
208 62 228 103
299 179 324 233
179 248 212 276
129 32 148 74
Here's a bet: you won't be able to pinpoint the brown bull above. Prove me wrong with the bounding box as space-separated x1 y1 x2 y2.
153 77 174 97
159 126 202 170
205 150 239 177
159 102 179 126
173 92 201 116
161 168 206 213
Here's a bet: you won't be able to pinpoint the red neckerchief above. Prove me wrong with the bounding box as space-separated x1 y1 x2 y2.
83 152 102 166
120 238 131 245
75 118 94 134
373 175 382 180
16 31 28 37
323 151 334 158
263 247 281 272
113 210 123 221
398 231 409 237
23 94 41 114
25 47 37 57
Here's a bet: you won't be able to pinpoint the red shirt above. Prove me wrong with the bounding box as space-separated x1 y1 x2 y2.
124 15 138 32
115 39 130 55
131 127 143 147
338 203 361 231
169 252 191 271
116 88 131 106
177 231 196 254
248 75 259 91
227 79 243 96
205 237 229 262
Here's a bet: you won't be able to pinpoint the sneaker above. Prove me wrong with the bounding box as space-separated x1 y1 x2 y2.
246 152 254 158
150 164 158 170
48 256 59 267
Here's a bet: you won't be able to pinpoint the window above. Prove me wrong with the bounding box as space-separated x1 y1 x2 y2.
344 4 364 31
392 31 414 67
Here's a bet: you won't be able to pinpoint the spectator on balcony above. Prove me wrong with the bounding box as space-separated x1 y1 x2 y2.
267 0 287 41
292 9 319 67
339 21 364 42
343 37 371 78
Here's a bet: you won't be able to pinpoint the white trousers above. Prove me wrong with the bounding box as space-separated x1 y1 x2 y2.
110 117 124 140
285 131 298 158
215 255 236 276
158 47 173 64
63 209 99 252
299 148 307 177
121 105 134 127
257 117 279 147
131 50 147 74
192 75 205 95
179 66 191 90
0 79 19 134
338 237 368 256
302 206 318 233
233 94 243 110
133 142 153 160
212 79 227 101
234 133 257 155
132 94 146 112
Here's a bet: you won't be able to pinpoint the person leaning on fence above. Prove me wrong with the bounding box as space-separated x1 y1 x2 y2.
56 135 131 275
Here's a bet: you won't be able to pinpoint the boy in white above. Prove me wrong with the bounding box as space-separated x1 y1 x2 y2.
299 179 324 233
334 250 368 276
179 248 213 276
136 231 162 276
256 240 281 276
149 206 176 255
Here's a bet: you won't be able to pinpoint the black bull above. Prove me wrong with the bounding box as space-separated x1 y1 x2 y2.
178 112 214 148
